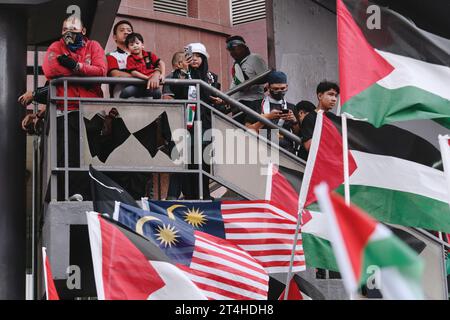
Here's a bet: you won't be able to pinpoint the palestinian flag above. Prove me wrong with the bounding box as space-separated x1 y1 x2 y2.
338 0 450 129
329 113 450 233
315 183 425 300
302 113 443 271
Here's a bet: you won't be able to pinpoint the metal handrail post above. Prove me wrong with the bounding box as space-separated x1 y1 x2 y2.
196 84 203 200
63 81 69 200
49 84 57 201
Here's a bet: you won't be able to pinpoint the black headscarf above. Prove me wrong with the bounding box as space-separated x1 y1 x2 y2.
189 53 210 82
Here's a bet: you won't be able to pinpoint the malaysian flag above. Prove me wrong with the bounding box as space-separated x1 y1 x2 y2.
114 202 269 300
142 199 306 274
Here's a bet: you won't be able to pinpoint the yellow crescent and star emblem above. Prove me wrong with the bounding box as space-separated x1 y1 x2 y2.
135 215 180 248
155 224 179 248
165 204 208 229
183 207 207 228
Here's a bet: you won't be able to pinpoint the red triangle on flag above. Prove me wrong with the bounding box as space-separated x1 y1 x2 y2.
301 112 357 208
42 247 60 300
278 277 303 300
267 164 299 220
329 191 377 283
98 216 166 300
337 0 394 105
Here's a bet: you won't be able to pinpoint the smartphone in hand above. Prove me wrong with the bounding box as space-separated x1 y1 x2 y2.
184 46 193 59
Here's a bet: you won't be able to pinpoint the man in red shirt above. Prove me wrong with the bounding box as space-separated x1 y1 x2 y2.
23 16 107 200
43 16 107 108
120 33 165 99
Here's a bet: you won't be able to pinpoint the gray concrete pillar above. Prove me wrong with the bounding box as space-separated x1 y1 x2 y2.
0 6 27 299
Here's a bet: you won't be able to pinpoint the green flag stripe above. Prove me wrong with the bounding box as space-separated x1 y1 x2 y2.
303 233 338 271
343 83 450 129
360 236 424 287
335 185 450 233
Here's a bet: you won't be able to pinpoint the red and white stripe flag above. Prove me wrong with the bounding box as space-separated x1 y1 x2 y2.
177 231 269 300
439 134 450 206
221 200 305 274
112 202 269 300
42 247 60 300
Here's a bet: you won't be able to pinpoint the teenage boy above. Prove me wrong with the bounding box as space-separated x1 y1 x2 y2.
299 81 340 157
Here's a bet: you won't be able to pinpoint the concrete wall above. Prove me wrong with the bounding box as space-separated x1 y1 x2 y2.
270 0 338 105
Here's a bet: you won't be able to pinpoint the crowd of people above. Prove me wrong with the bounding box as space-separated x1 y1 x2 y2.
19 16 340 201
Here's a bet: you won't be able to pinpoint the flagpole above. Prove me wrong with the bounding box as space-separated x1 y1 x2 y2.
342 113 351 206
284 205 304 300
342 113 358 300
284 111 325 300
438 135 450 208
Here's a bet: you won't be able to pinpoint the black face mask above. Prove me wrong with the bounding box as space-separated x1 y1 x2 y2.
62 32 83 51
270 90 287 101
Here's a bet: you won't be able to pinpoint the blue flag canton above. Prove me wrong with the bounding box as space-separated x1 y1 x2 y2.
148 201 226 239
116 203 196 266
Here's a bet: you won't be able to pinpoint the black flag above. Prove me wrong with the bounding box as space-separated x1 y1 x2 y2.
89 165 139 215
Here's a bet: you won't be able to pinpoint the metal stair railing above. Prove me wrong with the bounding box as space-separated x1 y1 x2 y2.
45 76 305 202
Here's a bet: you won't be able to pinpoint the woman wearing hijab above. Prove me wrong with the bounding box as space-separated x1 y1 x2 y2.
181 43 228 200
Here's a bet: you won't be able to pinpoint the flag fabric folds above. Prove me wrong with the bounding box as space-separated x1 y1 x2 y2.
315 183 425 300
301 113 439 270
299 111 357 209
265 163 302 219
114 202 269 300
86 212 207 300
89 165 139 215
142 199 306 274
328 114 450 233
42 247 60 300
338 0 450 128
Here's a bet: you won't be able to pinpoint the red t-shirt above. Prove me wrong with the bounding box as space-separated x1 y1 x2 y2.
126 51 160 77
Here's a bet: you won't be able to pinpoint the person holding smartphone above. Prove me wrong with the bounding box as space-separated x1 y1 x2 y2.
245 71 299 154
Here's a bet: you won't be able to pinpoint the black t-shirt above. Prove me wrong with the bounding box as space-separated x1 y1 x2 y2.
299 110 318 142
